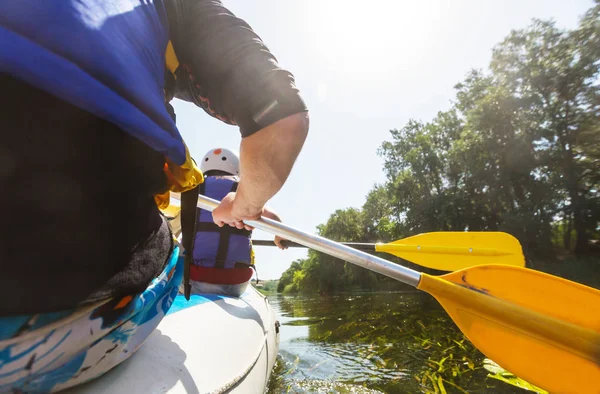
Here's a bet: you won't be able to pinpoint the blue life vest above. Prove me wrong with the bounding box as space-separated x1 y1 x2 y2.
192 176 252 268
0 0 186 165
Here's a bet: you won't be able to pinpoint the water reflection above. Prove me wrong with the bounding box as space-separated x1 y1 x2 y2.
268 292 531 393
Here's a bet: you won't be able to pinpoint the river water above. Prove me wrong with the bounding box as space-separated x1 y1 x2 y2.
266 292 538 394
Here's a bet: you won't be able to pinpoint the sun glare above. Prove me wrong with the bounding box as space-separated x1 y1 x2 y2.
303 1 449 81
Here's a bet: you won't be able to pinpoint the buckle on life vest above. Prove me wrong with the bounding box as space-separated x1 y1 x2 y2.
246 263 259 284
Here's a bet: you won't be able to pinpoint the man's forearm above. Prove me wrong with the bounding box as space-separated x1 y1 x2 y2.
233 112 309 217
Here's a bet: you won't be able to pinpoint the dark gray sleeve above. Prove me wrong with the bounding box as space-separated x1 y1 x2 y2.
165 0 307 137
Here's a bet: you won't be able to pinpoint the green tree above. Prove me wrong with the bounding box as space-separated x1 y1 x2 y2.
378 6 600 256
279 2 600 292
490 6 600 254
277 259 303 293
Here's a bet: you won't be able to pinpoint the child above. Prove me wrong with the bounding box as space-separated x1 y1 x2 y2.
180 148 286 297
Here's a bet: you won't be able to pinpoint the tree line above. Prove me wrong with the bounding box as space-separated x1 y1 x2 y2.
279 3 600 294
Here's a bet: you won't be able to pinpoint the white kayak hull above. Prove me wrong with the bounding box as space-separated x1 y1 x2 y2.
65 286 279 394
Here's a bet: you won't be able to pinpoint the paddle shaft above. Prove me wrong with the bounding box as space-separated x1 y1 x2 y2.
252 240 513 257
252 239 376 252
195 195 422 287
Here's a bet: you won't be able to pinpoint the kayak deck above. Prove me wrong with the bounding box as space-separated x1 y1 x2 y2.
65 286 279 394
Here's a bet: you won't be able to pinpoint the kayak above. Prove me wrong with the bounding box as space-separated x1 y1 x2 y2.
65 285 280 393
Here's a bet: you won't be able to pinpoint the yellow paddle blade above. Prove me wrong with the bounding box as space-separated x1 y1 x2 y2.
418 265 600 394
377 232 524 271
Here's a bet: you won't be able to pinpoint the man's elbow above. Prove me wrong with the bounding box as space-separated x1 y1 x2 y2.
285 111 309 146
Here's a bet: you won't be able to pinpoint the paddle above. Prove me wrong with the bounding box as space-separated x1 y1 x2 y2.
166 193 524 271
252 232 525 271
195 194 600 394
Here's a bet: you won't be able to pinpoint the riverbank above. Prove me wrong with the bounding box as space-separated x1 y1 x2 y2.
279 256 600 296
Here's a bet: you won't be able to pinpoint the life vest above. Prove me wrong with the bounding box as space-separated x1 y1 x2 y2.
0 0 203 203
192 176 252 268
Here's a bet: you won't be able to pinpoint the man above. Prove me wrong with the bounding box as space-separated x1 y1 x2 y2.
0 0 308 391
181 148 287 298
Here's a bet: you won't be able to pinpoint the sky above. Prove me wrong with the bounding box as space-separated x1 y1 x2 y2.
173 0 594 279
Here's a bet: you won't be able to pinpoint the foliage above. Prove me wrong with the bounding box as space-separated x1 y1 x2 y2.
278 3 600 295
379 6 600 255
483 359 548 393
277 260 304 293
256 280 279 295
277 207 414 294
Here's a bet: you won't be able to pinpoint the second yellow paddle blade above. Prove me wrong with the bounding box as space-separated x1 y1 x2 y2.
379 232 524 271
418 265 600 394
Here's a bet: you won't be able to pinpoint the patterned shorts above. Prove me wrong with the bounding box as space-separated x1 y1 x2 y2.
0 246 183 393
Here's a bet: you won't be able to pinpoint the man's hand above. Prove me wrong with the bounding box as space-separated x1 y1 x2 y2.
213 197 290 251
212 191 261 231
274 236 288 250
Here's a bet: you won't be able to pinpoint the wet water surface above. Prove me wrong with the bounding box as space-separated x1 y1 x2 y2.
267 292 538 394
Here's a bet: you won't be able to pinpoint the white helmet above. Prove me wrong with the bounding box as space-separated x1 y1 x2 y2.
200 148 240 175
